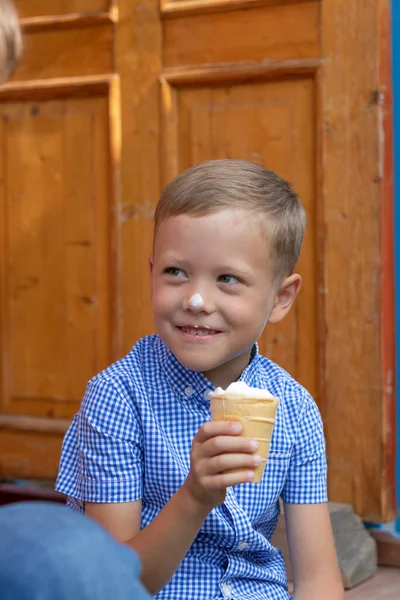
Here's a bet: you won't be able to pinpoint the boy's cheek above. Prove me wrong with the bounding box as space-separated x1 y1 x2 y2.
152 289 179 313
226 299 257 322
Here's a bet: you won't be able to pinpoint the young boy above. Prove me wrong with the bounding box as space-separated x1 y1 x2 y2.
56 160 343 600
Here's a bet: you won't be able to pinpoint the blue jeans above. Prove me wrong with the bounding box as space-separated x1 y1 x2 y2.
0 501 152 600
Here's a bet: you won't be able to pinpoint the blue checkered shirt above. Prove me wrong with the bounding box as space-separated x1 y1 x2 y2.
56 335 327 600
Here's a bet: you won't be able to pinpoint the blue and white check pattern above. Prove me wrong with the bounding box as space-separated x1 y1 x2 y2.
56 335 327 600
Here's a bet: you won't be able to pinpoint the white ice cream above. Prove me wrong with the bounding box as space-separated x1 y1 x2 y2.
211 381 275 399
188 293 204 311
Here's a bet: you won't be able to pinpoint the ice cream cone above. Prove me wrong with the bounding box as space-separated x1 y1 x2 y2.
210 387 279 483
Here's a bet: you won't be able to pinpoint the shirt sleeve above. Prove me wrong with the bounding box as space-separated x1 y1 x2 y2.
56 375 144 504
280 393 328 504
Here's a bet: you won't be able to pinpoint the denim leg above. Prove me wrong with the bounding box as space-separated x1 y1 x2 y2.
0 501 152 600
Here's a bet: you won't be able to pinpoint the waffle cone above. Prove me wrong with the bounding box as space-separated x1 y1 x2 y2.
210 394 279 483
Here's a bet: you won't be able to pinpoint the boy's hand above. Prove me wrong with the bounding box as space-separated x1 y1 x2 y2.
184 421 261 508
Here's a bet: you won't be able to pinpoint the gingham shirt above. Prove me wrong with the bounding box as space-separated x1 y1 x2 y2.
56 335 327 600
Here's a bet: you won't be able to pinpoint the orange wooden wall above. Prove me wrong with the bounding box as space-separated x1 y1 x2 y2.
0 0 395 522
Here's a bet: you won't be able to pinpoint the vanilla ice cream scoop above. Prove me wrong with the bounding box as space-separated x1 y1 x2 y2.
212 381 275 399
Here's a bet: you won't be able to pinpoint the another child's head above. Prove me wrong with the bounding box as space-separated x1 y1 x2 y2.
154 159 306 286
0 0 22 84
151 159 305 387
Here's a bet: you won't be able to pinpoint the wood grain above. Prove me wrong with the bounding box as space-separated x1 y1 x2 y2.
20 11 117 33
0 75 113 101
0 414 71 434
321 0 395 520
0 429 64 479
0 92 115 428
117 0 162 355
377 0 396 523
14 0 109 18
161 0 318 19
163 2 319 68
8 25 113 82
162 59 321 85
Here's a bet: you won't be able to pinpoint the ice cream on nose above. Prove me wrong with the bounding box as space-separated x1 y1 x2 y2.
209 382 280 483
188 293 204 311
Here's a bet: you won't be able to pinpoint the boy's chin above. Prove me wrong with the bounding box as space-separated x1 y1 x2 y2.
176 354 216 374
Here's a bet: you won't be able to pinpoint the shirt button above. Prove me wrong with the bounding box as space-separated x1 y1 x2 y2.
237 541 249 550
203 389 211 400
185 386 193 396
221 583 232 596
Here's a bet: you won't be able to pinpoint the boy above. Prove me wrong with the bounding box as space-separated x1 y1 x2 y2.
56 160 343 600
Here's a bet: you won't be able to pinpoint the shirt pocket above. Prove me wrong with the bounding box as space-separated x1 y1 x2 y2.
235 450 291 524
258 450 291 505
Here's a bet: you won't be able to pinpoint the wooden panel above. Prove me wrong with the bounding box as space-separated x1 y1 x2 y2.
15 0 109 18
162 59 321 86
9 25 113 82
161 74 317 398
161 0 319 19
377 0 396 522
163 1 319 68
0 94 112 420
321 0 395 521
0 429 64 479
0 415 71 434
20 14 117 35
116 0 162 355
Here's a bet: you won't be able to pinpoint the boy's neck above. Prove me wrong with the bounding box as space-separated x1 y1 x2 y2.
201 349 253 389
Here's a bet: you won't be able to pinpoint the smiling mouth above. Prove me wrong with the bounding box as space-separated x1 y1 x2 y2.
178 326 220 337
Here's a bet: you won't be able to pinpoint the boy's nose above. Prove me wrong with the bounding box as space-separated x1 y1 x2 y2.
184 290 213 314
188 293 204 312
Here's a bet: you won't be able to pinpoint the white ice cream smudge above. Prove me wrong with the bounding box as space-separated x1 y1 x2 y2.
188 293 204 311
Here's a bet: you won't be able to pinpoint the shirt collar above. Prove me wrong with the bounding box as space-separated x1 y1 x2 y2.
155 336 261 402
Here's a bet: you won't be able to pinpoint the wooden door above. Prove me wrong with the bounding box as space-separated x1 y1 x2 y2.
0 0 121 479
118 0 395 522
0 0 395 523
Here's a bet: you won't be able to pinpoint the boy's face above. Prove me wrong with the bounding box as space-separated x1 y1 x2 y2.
150 209 301 388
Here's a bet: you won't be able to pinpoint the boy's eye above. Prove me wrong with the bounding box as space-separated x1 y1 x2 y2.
164 267 186 278
218 274 240 285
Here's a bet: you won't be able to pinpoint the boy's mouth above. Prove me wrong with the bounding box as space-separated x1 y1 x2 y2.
178 325 220 337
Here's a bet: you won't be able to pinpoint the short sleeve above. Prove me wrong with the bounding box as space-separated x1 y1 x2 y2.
56 376 144 504
280 394 328 504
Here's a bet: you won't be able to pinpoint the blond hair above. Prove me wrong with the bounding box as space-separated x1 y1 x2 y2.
0 0 22 83
154 159 306 283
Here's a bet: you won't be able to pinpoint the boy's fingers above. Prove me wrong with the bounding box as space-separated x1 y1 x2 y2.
205 452 262 475
195 420 242 443
198 435 258 458
203 470 256 489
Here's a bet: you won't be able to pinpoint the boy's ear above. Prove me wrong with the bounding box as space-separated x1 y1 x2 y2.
268 273 302 324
